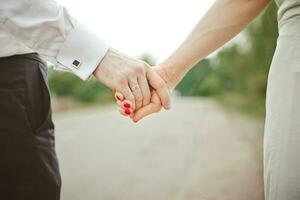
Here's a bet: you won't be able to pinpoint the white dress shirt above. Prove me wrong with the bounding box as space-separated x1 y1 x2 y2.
0 0 109 80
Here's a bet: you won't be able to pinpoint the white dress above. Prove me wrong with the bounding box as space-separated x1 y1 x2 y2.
264 0 300 199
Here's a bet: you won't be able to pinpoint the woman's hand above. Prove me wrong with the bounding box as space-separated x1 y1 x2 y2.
114 0 271 122
115 90 162 121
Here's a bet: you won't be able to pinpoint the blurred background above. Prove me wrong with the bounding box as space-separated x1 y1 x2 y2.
50 1 278 200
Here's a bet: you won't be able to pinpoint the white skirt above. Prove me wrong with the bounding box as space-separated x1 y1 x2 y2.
264 18 300 200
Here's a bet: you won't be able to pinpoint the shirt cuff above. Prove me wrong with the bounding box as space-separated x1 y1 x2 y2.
56 21 109 80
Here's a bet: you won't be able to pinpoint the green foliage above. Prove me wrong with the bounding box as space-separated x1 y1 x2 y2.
48 69 113 103
176 2 278 117
176 59 223 96
47 2 278 116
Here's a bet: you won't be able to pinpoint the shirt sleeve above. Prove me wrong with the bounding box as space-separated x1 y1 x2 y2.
1 0 109 80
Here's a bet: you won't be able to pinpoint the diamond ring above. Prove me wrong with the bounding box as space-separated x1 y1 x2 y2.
131 85 140 91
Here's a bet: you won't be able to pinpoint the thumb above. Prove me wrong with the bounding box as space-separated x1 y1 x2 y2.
132 92 162 122
147 69 171 110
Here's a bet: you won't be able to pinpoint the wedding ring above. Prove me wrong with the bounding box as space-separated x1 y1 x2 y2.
131 85 140 91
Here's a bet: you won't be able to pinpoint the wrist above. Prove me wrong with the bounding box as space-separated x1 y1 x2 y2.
93 47 121 81
158 61 189 89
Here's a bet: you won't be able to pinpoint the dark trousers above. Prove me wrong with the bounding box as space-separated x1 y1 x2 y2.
0 53 61 200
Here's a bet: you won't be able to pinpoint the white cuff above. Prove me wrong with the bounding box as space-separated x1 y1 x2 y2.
56 21 109 80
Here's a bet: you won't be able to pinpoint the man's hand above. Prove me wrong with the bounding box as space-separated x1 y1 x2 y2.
93 48 171 112
115 65 177 122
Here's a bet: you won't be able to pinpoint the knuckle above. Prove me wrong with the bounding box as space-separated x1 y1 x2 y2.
134 65 145 75
116 75 127 85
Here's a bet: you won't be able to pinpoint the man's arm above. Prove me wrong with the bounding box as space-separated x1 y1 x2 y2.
0 0 171 111
1 0 108 80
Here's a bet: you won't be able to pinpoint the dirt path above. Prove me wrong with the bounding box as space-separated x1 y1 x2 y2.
54 97 264 200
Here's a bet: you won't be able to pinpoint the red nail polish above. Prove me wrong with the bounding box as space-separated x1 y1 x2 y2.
125 109 131 115
116 95 122 101
124 103 131 108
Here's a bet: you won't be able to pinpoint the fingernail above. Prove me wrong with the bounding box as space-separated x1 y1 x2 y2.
124 109 131 115
116 95 122 101
124 103 131 108
115 94 122 101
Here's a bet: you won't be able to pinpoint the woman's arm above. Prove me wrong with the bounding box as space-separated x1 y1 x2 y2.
118 0 271 122
160 0 271 88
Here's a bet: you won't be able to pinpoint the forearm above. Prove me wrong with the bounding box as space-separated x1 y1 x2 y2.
161 0 270 85
1 0 108 80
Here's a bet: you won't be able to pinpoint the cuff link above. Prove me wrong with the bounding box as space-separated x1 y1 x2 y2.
72 59 81 69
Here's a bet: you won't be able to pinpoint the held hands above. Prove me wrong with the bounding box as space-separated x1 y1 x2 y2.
93 48 171 112
93 48 173 122
114 66 177 123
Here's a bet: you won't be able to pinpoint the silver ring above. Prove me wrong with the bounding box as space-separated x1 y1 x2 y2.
131 85 140 91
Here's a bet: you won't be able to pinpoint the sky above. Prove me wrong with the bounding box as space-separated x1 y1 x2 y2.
56 0 215 63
